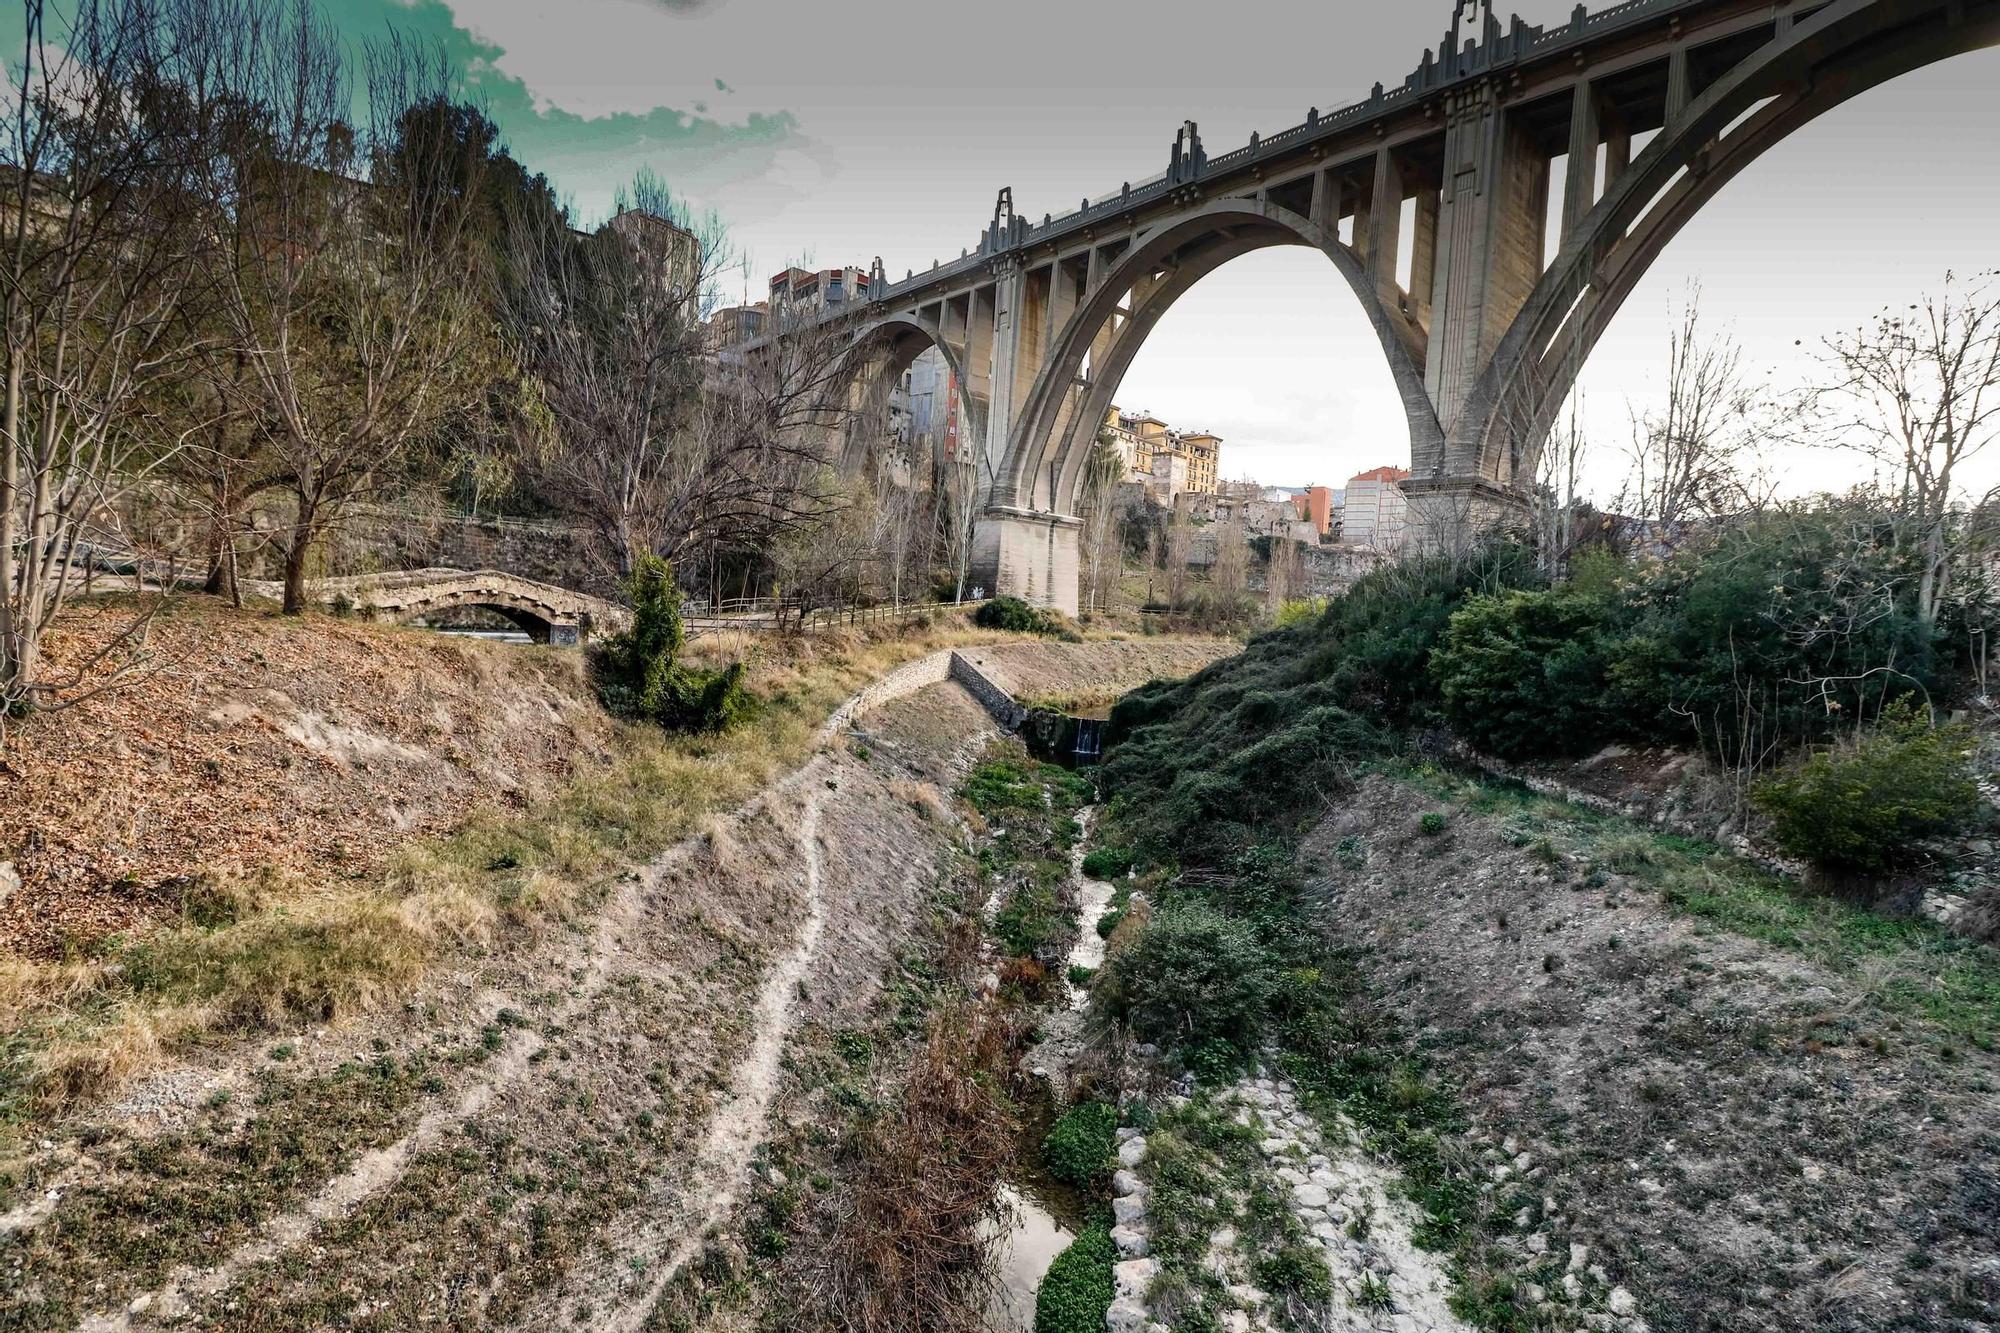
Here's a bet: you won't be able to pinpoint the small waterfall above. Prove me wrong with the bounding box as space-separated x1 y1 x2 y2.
1072 718 1105 765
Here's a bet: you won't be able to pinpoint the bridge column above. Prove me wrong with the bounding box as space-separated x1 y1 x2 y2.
969 507 1081 617
983 260 1028 494
1562 79 1600 243
1423 82 1551 454
1367 146 1404 310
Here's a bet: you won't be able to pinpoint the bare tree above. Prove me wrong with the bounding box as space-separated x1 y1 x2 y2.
939 438 992 602
1163 510 1193 609
1212 519 1249 604
511 191 852 581
1619 288 1765 545
1532 391 1588 575
867 457 929 609
1266 534 1303 613
1801 272 2000 628
1078 430 1123 615
0 0 221 724
191 17 493 613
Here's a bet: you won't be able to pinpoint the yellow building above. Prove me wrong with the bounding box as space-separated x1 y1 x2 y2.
1177 431 1221 495
1102 408 1218 496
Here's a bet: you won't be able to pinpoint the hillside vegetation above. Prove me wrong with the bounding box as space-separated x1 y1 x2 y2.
1085 528 2000 1332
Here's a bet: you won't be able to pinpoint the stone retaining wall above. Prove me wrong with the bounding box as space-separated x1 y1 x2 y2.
948 653 1028 730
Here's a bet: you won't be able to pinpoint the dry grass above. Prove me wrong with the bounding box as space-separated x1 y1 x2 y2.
815 996 1020 1333
0 618 1020 1135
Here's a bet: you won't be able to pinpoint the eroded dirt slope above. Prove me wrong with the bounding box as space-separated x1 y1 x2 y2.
1304 774 2000 1333
1 602 615 955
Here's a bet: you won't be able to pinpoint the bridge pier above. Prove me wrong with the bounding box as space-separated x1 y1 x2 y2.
1402 477 1531 557
972 508 1081 617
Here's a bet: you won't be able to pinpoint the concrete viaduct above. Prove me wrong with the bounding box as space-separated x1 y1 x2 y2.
806 0 2000 614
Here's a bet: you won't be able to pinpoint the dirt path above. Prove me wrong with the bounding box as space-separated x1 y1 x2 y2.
542 782 830 1333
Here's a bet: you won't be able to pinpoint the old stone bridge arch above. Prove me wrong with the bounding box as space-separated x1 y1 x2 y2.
806 0 2000 613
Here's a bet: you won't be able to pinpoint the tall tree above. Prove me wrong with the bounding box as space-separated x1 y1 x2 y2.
508 176 850 579
194 15 492 613
1078 430 1124 615
1803 272 2000 628
1620 288 1766 543
0 0 220 723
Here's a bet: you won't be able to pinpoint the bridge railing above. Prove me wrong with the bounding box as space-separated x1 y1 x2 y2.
682 597 991 640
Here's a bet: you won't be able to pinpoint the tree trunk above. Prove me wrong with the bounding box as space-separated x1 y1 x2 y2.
1 349 24 708
202 486 239 604
281 530 313 615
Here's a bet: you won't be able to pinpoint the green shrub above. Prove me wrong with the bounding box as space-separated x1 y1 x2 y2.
1041 1101 1119 1187
1100 547 1531 863
1272 597 1326 629
1431 588 1621 759
1081 846 1135 880
1606 514 1936 764
596 556 752 733
1255 1241 1333 1303
1419 812 1448 836
976 596 1058 635
1753 706 1982 874
1034 1224 1116 1333
994 881 1066 958
1102 901 1278 1052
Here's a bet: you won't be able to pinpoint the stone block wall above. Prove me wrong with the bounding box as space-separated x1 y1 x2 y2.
948 652 1027 730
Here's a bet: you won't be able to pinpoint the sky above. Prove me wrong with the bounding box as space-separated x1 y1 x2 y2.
30 0 2000 498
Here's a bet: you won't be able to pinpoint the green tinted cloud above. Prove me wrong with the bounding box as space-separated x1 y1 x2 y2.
329 0 813 223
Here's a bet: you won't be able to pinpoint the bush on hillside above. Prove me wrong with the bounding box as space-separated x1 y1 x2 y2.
1101 900 1277 1052
595 556 752 733
1753 705 1982 875
1041 1101 1119 1187
1080 846 1135 880
1431 588 1621 759
1607 514 1936 764
1272 597 1327 629
1034 1224 1116 1333
976 596 1059 635
1100 548 1534 862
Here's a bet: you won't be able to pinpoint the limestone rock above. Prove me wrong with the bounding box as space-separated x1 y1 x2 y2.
1117 1136 1148 1170
1111 1169 1147 1198
1112 1194 1147 1226
1111 1224 1149 1258
1114 1257 1160 1299
1105 1297 1150 1332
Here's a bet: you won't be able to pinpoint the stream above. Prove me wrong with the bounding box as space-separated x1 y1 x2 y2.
985 805 1117 1330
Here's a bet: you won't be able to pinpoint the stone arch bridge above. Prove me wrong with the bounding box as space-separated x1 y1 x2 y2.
805 0 2000 613
300 569 630 645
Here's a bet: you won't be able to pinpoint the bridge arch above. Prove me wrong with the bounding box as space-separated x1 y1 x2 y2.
997 198 1444 516
833 312 983 480
403 598 567 642
1465 0 2000 484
